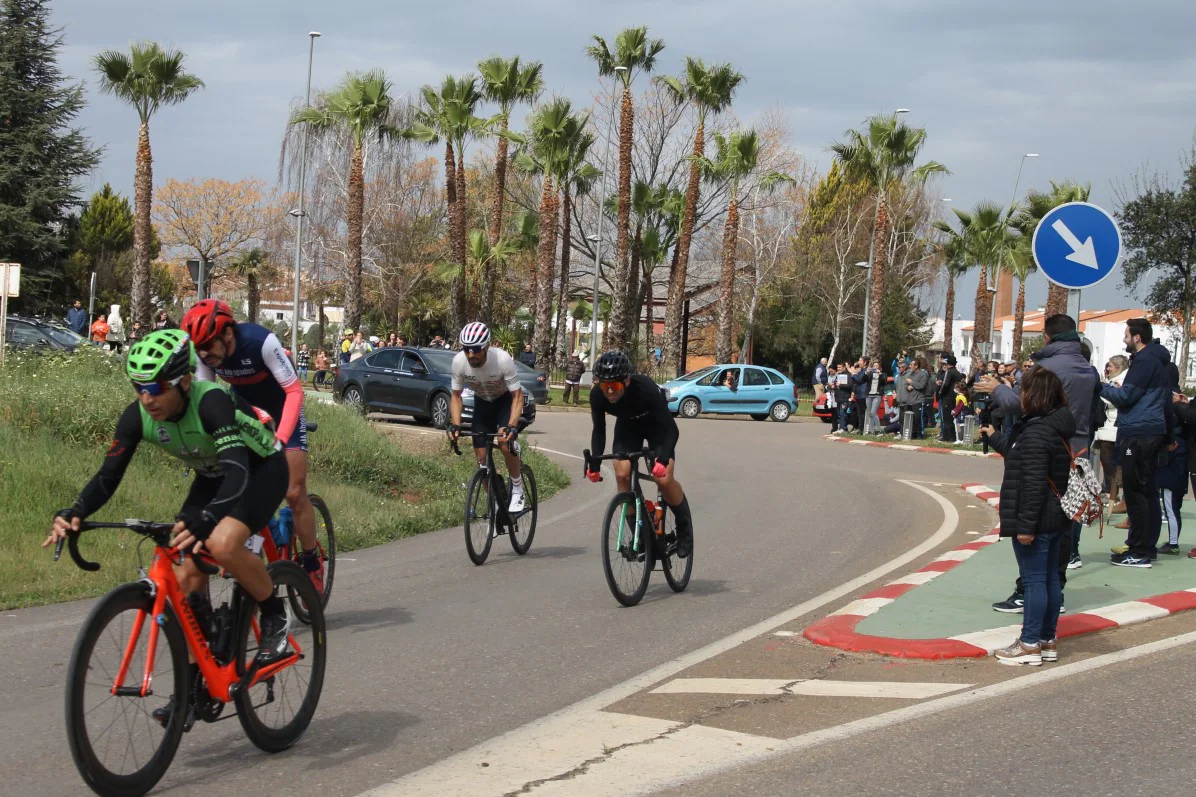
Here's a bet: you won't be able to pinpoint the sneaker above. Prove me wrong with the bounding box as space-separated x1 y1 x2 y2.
1110 500 1127 515
994 638 1042 666
298 550 325 596
151 695 196 732
1111 544 1130 555
1039 639 1058 662
508 487 526 514
1189 548 1196 559
256 612 291 665
1110 552 1152 569
1158 544 1182 556
1067 553 1083 570
992 592 1025 613
675 520 693 559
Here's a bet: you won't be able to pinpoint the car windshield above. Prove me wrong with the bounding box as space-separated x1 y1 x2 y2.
673 366 716 383
416 348 457 373
42 325 82 347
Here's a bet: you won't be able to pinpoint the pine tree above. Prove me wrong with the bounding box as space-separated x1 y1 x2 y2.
0 0 101 310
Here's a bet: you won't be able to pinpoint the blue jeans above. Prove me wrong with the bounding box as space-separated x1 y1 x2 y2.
866 396 882 433
1012 532 1063 644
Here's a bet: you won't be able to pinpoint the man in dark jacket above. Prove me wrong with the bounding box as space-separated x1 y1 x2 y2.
905 358 931 438
67 300 88 336
1101 318 1175 567
562 352 586 404
936 355 962 442
977 314 1100 611
517 342 537 368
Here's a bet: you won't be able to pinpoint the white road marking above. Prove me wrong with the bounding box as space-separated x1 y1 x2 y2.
533 445 586 460
651 679 973 699
772 630 798 637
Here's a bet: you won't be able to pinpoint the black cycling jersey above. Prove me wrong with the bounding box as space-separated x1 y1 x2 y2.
589 374 680 464
73 387 281 526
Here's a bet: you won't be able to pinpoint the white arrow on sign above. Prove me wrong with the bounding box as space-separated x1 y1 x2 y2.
1051 219 1099 269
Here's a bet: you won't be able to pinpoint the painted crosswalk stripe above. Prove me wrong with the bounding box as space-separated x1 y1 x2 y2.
650 678 973 699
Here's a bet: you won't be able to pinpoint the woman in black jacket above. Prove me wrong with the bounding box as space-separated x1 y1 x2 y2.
982 366 1075 666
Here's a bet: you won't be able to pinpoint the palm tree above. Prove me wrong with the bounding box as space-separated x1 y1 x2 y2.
514 99 590 362
938 201 1009 359
1005 242 1037 359
227 248 275 323
552 131 599 369
933 233 969 354
657 58 743 373
291 70 400 331
831 114 948 358
466 230 520 303
586 26 666 350
693 130 792 363
93 43 203 325
1017 180 1092 317
478 57 543 325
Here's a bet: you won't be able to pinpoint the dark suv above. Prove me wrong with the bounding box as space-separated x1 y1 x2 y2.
333 346 536 428
4 315 89 352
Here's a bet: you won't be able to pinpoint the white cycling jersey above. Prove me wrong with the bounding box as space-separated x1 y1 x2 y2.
451 347 521 402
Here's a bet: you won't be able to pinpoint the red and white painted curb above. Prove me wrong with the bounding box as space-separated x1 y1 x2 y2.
823 434 1002 459
803 483 1196 659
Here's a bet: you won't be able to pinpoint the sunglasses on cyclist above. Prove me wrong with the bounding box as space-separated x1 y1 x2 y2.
463 345 487 355
131 375 185 396
598 380 626 391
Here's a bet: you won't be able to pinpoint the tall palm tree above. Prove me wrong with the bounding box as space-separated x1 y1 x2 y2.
586 26 665 351
831 114 948 358
1005 242 1037 359
938 201 1009 359
478 58 543 327
933 233 969 354
227 247 275 323
291 70 400 331
551 131 599 368
1017 180 1092 317
657 58 743 373
93 43 203 325
694 130 792 363
514 99 589 362
407 76 488 338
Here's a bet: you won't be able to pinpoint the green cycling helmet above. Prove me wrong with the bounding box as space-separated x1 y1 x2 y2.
126 329 196 383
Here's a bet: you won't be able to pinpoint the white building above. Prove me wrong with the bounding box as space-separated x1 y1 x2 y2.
252 290 343 334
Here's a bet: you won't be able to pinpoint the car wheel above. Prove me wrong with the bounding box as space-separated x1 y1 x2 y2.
769 401 791 422
750 413 768 421
342 385 366 415
679 398 701 419
431 393 450 429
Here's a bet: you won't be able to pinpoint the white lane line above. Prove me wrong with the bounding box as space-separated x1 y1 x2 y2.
651 679 973 700
358 480 961 797
772 630 798 637
534 445 586 461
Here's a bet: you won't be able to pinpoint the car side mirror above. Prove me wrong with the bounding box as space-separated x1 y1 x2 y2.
409 362 426 375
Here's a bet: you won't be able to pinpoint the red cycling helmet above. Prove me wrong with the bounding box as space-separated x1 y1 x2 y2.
182 299 236 347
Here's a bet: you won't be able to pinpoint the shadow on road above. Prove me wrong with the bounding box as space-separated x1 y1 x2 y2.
325 605 414 633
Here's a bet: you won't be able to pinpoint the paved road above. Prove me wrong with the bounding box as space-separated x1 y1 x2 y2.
1 413 1006 796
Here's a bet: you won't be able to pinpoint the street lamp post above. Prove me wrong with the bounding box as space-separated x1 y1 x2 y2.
861 107 909 359
588 65 627 372
290 31 320 356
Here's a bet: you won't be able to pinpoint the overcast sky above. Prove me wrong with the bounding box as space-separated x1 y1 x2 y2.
50 0 1196 316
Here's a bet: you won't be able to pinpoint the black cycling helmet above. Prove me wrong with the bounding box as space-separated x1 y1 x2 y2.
594 350 632 382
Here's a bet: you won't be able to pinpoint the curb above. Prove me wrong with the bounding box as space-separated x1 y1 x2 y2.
802 483 1196 659
823 434 1002 459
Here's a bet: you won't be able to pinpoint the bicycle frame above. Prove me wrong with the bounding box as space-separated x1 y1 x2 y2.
453 432 524 531
587 448 666 557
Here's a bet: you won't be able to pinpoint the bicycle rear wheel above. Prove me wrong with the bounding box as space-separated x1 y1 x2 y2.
601 493 653 607
659 504 693 593
66 582 188 797
509 464 538 555
234 561 326 753
464 469 494 565
287 493 336 624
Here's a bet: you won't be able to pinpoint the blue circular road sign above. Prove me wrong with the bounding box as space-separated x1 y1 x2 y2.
1031 201 1121 290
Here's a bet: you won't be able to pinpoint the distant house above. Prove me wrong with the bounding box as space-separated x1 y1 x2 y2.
251 289 342 333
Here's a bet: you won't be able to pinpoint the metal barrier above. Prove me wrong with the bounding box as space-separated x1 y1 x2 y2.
901 411 914 440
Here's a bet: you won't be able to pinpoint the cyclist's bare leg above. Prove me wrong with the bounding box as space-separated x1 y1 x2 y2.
174 517 272 601
652 459 684 505
497 440 521 480
285 448 318 552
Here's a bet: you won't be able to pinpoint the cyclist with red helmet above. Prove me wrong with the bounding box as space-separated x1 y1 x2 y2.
181 299 326 591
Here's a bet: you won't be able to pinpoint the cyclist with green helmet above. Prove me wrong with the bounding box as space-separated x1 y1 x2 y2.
43 329 294 671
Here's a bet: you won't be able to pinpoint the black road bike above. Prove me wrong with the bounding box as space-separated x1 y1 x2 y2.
452 432 538 565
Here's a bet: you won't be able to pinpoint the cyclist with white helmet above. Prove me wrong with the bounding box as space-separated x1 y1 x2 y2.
447 322 528 512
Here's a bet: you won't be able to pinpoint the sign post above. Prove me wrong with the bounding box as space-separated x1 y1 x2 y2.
0 263 21 368
88 271 97 330
1032 201 1122 328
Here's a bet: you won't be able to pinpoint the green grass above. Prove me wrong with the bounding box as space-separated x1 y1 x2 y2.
0 349 568 609
546 386 591 407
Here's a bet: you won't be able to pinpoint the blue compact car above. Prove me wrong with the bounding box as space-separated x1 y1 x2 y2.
663 364 797 422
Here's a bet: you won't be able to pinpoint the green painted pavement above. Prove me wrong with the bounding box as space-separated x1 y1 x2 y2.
857 503 1196 640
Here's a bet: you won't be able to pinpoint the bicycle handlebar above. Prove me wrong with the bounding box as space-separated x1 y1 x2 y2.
58 519 221 575
583 448 658 464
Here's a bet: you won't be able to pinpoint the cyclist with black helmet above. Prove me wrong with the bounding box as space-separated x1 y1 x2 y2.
586 350 693 557
447 322 528 512
180 299 326 593
43 330 293 681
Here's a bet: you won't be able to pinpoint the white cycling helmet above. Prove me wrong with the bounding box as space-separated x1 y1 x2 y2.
460 321 491 347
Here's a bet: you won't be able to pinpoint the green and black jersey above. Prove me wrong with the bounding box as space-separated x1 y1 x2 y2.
71 381 280 522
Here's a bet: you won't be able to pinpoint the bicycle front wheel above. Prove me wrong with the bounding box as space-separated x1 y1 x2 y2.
659 504 693 593
464 469 494 565
509 464 538 555
287 493 336 624
66 582 189 797
234 561 326 753
601 493 653 607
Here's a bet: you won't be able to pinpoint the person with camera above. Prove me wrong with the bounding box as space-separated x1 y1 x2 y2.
976 314 1099 610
